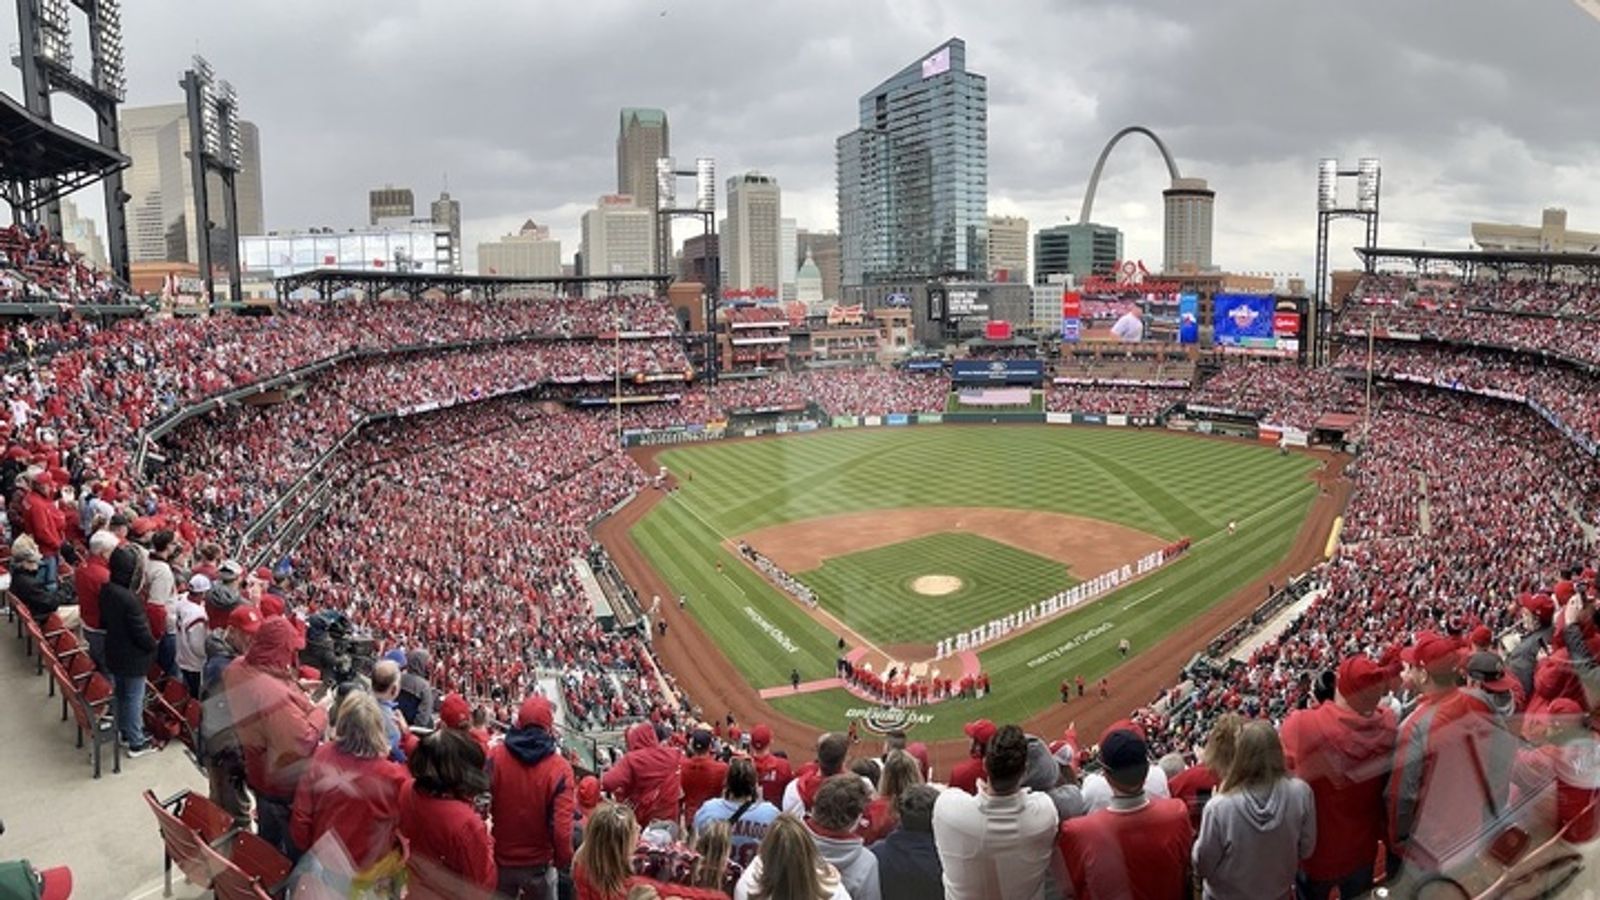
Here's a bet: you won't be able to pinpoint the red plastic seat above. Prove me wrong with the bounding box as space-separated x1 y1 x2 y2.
144 789 238 896
70 673 120 778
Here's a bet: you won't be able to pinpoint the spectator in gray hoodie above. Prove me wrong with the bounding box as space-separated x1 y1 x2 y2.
807 774 882 900
1021 734 1088 822
1193 720 1316 900
398 647 437 728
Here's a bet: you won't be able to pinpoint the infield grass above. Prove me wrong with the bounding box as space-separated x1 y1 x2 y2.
628 425 1321 739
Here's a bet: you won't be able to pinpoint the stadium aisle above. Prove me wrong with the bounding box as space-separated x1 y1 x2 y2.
0 633 208 899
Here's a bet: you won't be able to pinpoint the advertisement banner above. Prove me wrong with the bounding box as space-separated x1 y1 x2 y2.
1062 319 1081 343
952 359 1046 385
864 415 883 427
918 413 944 425
1107 414 1128 427
885 413 909 426
833 416 858 428
1045 412 1073 425
1273 312 1301 335
1077 413 1106 425
1178 293 1199 344
1062 290 1081 341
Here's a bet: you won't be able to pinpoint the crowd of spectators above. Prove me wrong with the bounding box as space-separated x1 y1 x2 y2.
0 223 131 305
1045 384 1185 416
1187 361 1364 431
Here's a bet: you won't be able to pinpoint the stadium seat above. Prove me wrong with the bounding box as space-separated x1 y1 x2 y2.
71 673 119 778
143 789 238 896
202 831 291 900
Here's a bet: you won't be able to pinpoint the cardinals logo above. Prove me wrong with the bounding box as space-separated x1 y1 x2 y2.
1228 304 1261 329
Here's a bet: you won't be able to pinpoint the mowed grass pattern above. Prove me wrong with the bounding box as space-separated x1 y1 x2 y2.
796 533 1077 644
630 426 1322 739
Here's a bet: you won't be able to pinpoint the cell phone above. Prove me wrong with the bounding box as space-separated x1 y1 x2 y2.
1485 826 1530 867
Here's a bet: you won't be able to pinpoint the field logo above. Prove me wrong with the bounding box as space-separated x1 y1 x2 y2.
742 606 799 654
845 706 934 735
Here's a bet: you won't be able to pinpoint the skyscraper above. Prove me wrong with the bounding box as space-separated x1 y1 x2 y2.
617 108 669 272
837 38 988 286
780 218 798 301
370 186 415 224
986 215 1029 283
430 191 462 273
477 220 561 277
724 172 782 294
1162 177 1215 273
580 194 653 295
1035 222 1123 283
119 103 265 264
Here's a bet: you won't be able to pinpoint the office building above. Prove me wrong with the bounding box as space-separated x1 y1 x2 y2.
617 107 669 272
986 215 1028 282
1472 208 1600 254
1035 222 1123 283
119 103 265 264
369 186 415 225
580 194 653 293
680 233 719 285
476 220 561 277
241 220 452 279
797 230 842 302
724 172 782 294
59 199 107 271
780 217 798 301
796 251 825 308
837 38 988 285
431 191 462 272
1163 177 1215 273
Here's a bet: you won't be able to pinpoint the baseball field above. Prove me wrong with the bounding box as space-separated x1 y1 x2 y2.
616 425 1330 742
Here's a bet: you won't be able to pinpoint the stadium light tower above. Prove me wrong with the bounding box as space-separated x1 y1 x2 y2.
12 0 133 279
182 55 245 308
1312 157 1381 367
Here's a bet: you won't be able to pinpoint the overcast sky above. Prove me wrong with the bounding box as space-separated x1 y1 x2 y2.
7 0 1600 278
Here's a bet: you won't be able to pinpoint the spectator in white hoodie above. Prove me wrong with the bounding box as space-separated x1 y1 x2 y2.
933 724 1063 900
174 574 212 698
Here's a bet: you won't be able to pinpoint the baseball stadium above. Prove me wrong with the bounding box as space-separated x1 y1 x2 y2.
4 3 1600 900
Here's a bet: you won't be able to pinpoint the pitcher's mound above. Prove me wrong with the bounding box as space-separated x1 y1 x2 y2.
912 575 963 596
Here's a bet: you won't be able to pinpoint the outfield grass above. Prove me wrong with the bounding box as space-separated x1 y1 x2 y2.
631 425 1320 739
796 533 1076 644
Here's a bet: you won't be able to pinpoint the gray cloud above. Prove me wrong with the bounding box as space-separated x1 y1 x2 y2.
5 0 1598 278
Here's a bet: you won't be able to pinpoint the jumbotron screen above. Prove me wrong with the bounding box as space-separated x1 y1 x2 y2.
1212 293 1301 356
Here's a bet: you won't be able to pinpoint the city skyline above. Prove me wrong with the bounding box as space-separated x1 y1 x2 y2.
8 1 1600 280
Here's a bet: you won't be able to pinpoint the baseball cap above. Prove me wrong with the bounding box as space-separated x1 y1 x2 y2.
577 775 601 812
1099 728 1150 788
227 605 262 636
750 724 773 751
259 595 285 619
517 694 554 731
1522 593 1557 626
1465 651 1518 694
381 647 407 667
1415 634 1463 676
1336 656 1388 714
963 719 998 746
218 559 243 581
1400 630 1443 667
1098 718 1147 746
691 729 713 752
1469 625 1493 649
35 865 72 900
252 566 273 583
188 573 213 594
109 512 132 529
1555 580 1577 603
439 692 471 729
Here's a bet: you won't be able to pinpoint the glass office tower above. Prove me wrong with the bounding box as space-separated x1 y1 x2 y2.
837 38 988 287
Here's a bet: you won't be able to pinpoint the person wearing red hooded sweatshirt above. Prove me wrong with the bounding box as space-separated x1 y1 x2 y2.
1385 633 1517 890
782 732 849 817
490 694 575 900
679 728 728 826
21 468 64 593
401 728 497 900
1534 588 1600 712
748 724 792 807
74 529 117 672
603 722 684 826
222 616 329 860
1280 656 1398 900
947 719 996 795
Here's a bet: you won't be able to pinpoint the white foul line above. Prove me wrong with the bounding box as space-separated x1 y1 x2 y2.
1122 587 1165 611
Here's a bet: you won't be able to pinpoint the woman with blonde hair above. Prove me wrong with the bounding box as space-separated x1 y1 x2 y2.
689 819 738 892
1193 720 1316 900
289 690 411 896
734 814 850 900
860 750 922 844
574 802 727 900
1169 712 1244 827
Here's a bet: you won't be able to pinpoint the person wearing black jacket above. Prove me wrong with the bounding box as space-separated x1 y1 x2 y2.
101 545 157 757
870 784 945 900
9 534 78 627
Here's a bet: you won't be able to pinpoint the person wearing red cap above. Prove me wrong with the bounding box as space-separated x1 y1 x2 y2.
20 467 64 593
1058 726 1194 900
1533 588 1600 714
222 616 329 859
1508 593 1556 699
438 692 489 756
1385 633 1517 886
0 859 72 900
747 724 792 807
680 729 728 825
1279 656 1398 900
948 719 996 795
489 693 576 898
782 732 850 817
201 604 261 828
400 728 496 899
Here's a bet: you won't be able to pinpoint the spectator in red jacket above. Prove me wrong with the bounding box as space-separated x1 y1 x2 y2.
401 728 496 899
438 691 490 756
1058 726 1195 899
20 468 64 592
221 616 329 859
290 691 408 891
679 728 728 826
948 719 996 795
749 724 792 807
74 529 117 671
490 694 576 899
602 722 684 826
1280 656 1398 900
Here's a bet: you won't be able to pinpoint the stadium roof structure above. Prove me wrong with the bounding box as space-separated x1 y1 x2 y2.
274 268 673 301
1356 246 1600 282
0 91 129 212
